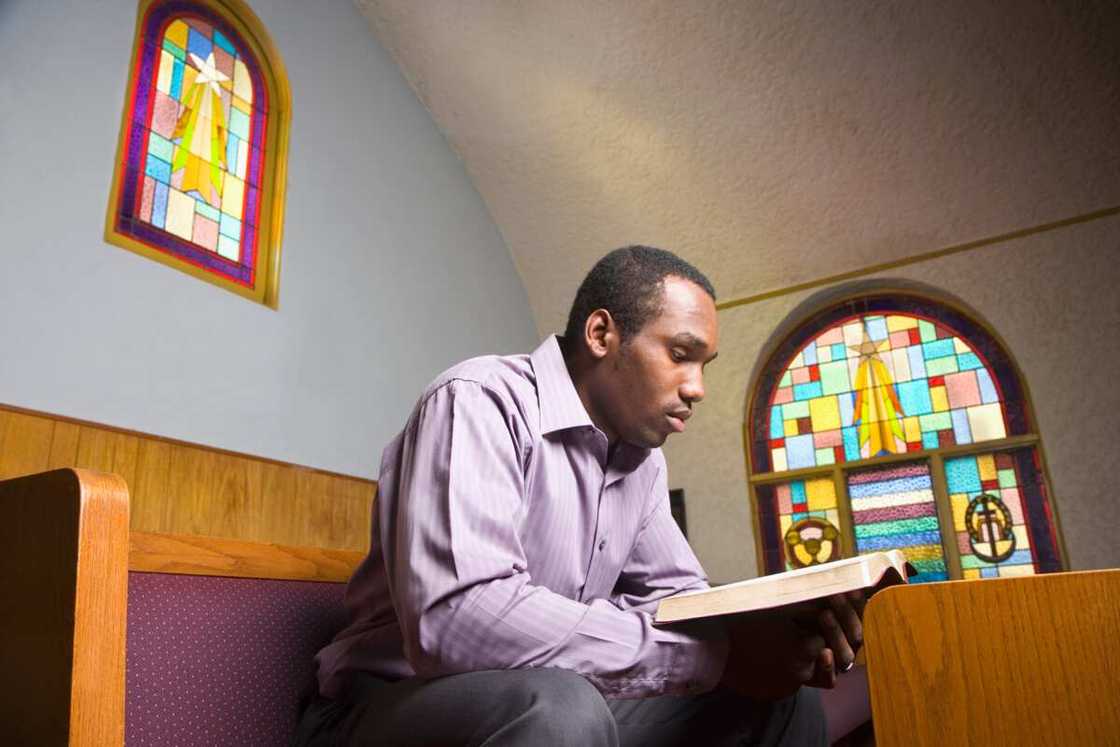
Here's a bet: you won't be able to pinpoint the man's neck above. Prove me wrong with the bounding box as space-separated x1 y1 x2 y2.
561 336 619 446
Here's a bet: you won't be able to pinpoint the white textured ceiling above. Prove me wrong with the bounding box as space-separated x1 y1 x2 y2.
356 1 1120 335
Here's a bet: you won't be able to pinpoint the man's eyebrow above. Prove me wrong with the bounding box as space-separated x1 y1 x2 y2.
670 332 707 347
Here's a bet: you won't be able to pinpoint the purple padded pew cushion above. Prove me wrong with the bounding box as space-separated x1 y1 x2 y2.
819 664 871 743
125 572 347 746
125 571 869 745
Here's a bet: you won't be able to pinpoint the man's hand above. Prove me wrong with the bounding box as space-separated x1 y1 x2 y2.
818 590 865 674
719 591 866 701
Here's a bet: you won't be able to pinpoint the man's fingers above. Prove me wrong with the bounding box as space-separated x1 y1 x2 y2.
828 594 864 654
843 590 868 622
808 647 837 689
817 608 855 671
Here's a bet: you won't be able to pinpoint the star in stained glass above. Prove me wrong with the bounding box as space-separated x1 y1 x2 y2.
172 51 233 207
188 51 230 95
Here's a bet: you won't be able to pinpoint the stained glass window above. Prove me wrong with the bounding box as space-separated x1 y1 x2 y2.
106 0 289 307
748 294 1064 582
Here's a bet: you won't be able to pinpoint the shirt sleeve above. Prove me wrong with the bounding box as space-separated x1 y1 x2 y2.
379 379 726 699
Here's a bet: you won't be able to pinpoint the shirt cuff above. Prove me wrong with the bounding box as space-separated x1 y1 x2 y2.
668 617 729 696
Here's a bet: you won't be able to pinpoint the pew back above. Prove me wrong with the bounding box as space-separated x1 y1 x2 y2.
0 469 364 746
864 570 1120 746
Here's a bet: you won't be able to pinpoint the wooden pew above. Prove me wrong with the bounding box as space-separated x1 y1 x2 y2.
0 468 129 745
1 466 915 745
864 570 1120 746
0 469 364 746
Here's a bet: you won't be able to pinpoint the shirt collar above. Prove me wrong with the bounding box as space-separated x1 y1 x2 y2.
529 336 652 477
530 335 595 435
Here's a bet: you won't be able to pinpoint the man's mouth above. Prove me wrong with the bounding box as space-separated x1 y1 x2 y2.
667 410 690 433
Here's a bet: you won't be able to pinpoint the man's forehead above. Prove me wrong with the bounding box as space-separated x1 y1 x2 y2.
659 276 715 310
629 275 718 349
657 281 720 356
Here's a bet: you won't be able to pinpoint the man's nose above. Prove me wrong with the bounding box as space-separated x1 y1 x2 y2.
680 368 705 404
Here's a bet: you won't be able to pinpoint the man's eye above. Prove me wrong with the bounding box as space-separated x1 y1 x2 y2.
670 349 686 362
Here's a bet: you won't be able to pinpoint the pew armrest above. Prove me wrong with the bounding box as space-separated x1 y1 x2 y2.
0 468 130 746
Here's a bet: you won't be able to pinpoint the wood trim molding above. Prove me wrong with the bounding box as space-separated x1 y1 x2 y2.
129 531 364 583
716 204 1120 312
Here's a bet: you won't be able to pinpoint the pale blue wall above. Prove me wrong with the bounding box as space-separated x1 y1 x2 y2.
0 0 538 477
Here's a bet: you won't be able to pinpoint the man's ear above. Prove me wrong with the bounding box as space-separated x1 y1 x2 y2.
584 309 617 360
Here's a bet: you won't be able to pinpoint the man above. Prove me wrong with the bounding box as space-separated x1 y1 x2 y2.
299 246 861 745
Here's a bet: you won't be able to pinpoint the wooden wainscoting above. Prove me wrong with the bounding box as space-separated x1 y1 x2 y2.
0 403 375 552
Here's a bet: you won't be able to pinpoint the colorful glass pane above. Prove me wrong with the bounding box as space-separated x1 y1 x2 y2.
756 477 843 572
847 462 948 583
944 450 1061 578
766 314 1008 472
113 3 268 288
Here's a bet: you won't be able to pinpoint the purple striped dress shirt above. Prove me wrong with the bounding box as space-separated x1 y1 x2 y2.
316 336 728 699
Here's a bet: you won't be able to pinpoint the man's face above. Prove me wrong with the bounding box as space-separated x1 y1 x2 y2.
592 276 719 449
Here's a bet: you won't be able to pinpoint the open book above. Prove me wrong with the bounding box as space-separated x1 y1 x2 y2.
654 550 912 625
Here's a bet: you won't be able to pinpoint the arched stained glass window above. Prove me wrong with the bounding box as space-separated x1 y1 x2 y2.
106 0 289 307
747 292 1065 583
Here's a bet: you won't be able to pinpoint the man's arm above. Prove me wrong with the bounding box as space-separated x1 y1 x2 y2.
379 380 725 699
610 461 865 700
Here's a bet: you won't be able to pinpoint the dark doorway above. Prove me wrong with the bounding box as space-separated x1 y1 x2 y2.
669 489 687 539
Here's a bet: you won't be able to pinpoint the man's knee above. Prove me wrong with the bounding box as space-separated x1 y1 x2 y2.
793 685 824 715
780 686 828 746
501 668 617 746
336 668 617 746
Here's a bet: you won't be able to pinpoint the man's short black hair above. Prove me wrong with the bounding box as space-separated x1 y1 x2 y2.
564 245 716 345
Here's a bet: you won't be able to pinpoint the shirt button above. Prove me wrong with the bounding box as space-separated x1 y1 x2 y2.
598 539 607 551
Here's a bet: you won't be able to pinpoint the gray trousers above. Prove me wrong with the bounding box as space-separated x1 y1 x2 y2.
295 669 828 746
